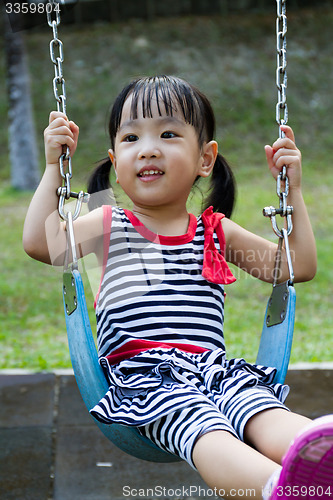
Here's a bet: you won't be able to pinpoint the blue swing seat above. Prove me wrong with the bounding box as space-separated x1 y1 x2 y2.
256 281 296 384
63 268 295 462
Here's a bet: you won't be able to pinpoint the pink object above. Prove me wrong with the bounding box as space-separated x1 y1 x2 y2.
271 415 333 499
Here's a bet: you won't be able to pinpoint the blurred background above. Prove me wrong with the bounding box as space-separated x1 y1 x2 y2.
1 0 333 370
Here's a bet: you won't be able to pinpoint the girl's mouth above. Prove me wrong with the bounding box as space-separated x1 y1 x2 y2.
138 169 164 181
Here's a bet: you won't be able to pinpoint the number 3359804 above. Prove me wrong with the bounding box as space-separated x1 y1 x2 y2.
6 2 60 14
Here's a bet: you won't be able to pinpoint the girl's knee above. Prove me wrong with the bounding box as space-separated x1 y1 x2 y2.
244 408 311 463
192 429 240 469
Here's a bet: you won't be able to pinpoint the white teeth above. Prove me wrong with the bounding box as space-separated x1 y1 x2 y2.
139 170 163 176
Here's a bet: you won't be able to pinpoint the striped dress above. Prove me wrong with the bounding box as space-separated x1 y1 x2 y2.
90 206 289 447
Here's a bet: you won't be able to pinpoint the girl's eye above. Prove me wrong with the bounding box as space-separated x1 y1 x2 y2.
161 131 177 139
123 134 138 142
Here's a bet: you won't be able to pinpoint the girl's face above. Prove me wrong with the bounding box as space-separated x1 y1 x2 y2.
109 94 217 212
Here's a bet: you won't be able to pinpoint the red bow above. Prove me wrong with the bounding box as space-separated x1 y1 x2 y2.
201 206 236 285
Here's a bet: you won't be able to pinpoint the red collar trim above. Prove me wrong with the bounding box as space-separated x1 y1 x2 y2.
124 209 197 246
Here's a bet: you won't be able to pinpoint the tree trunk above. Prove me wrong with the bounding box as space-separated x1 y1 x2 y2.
4 12 40 190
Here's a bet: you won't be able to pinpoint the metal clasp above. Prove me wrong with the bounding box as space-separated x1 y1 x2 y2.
57 187 90 222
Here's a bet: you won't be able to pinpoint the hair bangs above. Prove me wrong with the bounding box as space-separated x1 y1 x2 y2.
129 77 175 120
110 76 208 145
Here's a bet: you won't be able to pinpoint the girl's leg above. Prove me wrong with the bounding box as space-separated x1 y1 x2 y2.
192 429 280 500
245 410 333 499
244 408 311 464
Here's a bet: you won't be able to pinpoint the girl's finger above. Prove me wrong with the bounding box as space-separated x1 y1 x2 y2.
272 137 297 153
275 155 300 170
49 117 71 131
49 110 68 124
273 147 299 161
264 145 274 167
69 121 79 142
265 145 280 179
46 127 75 146
280 124 295 143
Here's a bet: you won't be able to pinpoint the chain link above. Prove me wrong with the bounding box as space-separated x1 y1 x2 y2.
276 0 288 128
47 0 89 223
263 0 294 284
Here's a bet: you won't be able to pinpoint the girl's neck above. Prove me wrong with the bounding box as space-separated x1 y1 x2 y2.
131 204 191 236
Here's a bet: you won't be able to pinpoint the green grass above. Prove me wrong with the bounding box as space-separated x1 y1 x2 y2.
1 7 333 369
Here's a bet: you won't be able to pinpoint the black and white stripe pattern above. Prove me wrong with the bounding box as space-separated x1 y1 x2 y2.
90 206 289 461
90 347 289 437
138 387 288 469
96 207 226 358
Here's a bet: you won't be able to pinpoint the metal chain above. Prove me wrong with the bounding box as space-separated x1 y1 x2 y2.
276 0 288 131
46 0 89 226
263 0 294 285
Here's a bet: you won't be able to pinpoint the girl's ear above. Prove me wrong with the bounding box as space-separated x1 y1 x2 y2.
198 141 218 178
108 149 115 165
108 149 119 183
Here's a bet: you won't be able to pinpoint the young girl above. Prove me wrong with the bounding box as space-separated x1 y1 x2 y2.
23 75 333 499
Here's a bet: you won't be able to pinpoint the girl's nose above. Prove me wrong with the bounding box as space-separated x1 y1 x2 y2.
138 142 161 160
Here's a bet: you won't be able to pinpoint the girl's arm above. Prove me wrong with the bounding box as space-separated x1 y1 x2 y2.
223 125 317 284
23 111 104 266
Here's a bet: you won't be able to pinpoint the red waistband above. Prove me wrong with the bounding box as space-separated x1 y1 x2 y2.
106 339 208 365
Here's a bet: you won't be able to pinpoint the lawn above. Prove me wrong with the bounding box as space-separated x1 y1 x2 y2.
1 7 333 369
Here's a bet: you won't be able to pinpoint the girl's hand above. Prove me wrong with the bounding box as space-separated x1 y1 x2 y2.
44 111 79 166
264 125 302 190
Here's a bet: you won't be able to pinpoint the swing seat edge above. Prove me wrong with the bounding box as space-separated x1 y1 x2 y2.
63 269 181 462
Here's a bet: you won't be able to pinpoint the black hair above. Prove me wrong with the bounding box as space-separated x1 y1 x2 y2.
87 75 236 217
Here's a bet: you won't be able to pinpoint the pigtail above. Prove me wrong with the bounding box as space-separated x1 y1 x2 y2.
203 153 236 218
87 157 115 211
